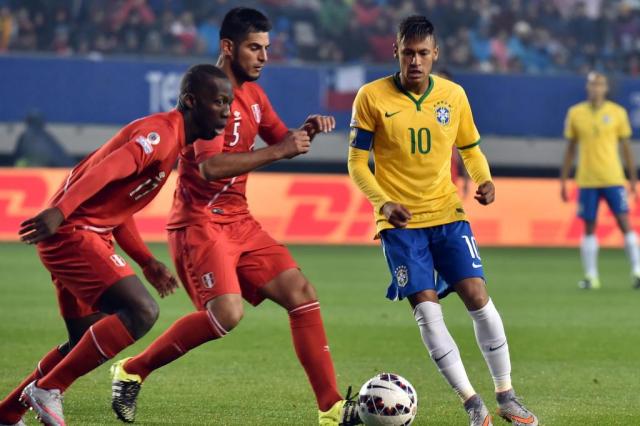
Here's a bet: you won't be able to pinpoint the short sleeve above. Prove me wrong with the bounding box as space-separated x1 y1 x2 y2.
455 89 481 150
194 135 225 164
258 93 289 145
564 108 575 140
350 86 377 132
618 107 632 139
122 124 176 173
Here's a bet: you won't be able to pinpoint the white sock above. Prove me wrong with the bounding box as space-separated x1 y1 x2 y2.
414 301 475 401
581 234 599 279
624 232 640 276
468 299 512 392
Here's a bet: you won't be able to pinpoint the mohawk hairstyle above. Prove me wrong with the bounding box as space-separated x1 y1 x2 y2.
220 7 272 43
397 15 437 44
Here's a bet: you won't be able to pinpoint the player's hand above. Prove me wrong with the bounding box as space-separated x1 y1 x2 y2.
278 130 311 159
381 202 412 228
19 207 65 244
475 181 495 205
143 259 179 298
301 115 336 140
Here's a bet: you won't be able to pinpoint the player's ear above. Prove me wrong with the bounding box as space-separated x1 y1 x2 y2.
181 93 196 109
393 42 398 59
433 45 439 62
220 38 234 57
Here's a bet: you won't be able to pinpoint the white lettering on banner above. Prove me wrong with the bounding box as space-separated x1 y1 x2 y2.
146 71 181 113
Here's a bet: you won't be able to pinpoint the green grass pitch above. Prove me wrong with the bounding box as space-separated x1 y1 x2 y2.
1 243 639 425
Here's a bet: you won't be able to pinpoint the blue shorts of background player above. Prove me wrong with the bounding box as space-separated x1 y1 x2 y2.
380 220 485 301
578 186 628 222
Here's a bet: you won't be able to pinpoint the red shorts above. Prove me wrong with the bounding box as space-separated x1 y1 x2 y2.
168 217 298 309
37 227 136 319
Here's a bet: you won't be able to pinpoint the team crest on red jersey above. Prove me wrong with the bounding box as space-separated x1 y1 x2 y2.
110 254 127 267
251 104 261 123
201 272 215 288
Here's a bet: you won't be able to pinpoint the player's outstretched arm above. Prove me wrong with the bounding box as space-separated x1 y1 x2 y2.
560 139 577 202
19 148 139 244
199 130 311 181
299 114 336 141
621 138 637 198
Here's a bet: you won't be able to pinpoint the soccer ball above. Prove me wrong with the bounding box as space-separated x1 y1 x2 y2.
357 372 418 426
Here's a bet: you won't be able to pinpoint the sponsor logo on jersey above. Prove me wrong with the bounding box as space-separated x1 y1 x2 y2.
434 101 452 126
251 104 261 123
385 110 401 118
110 254 127 267
201 272 215 289
395 265 409 287
135 132 161 154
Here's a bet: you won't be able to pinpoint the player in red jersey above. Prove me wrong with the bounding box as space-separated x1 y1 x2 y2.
0 64 232 426
110 8 360 426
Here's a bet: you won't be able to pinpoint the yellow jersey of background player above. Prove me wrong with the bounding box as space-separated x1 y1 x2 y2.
560 71 640 290
347 14 538 426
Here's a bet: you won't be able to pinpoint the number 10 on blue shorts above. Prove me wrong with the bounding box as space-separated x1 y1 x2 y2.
380 221 485 301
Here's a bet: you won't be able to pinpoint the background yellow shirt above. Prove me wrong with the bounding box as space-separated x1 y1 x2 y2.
350 73 482 231
564 100 632 188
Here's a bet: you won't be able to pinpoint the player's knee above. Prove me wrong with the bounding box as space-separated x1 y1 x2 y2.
127 298 160 338
294 277 317 303
207 298 244 332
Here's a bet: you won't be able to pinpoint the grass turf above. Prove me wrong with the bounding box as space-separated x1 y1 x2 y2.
1 243 639 425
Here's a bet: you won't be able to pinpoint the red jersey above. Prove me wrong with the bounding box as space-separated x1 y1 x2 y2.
167 82 288 228
50 110 185 231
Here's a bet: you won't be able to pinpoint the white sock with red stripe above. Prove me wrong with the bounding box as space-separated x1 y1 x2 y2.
124 310 226 380
414 301 476 401
468 299 512 392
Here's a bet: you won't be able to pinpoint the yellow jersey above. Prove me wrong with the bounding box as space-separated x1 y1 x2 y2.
350 73 483 231
564 100 632 188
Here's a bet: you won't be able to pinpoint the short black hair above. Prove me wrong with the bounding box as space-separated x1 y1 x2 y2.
220 7 271 43
397 15 436 45
178 64 227 109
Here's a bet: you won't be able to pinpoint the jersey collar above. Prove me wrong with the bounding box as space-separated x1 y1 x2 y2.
393 72 434 111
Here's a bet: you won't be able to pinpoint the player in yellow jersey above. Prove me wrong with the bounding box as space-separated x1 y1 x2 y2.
348 16 538 426
561 71 639 290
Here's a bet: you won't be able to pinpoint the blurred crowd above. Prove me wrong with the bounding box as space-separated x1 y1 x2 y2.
1 0 640 75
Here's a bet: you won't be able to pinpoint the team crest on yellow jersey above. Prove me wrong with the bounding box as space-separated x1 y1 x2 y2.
434 101 452 126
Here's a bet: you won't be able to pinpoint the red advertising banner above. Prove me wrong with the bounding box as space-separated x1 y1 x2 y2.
0 168 635 247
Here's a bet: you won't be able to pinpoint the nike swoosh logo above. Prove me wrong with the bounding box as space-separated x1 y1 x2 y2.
489 341 507 351
472 262 483 269
385 111 401 117
434 349 453 363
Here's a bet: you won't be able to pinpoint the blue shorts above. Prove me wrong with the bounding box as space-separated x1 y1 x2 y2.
578 186 628 222
380 221 485 301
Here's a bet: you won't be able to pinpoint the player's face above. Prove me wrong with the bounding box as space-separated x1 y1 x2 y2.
396 36 438 89
586 74 608 102
231 32 270 83
194 77 233 140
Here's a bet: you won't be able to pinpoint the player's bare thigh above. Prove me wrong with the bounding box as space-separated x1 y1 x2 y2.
407 289 439 309
259 268 317 311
